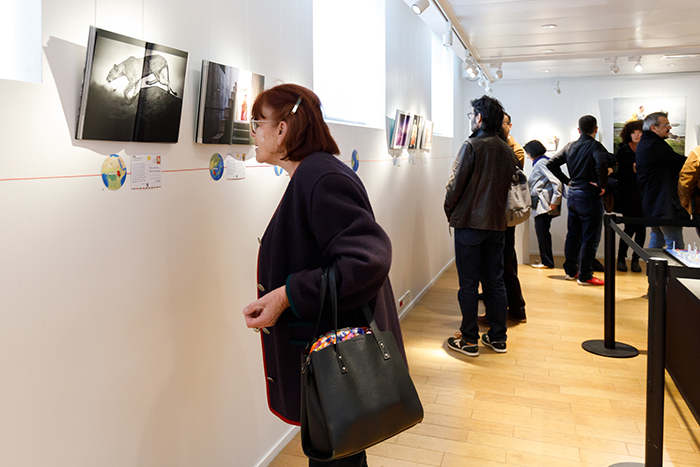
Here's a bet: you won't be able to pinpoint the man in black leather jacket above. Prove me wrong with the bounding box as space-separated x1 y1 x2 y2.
444 95 517 357
547 115 610 286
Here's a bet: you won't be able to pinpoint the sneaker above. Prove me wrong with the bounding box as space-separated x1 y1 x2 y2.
447 333 478 357
481 333 507 353
531 263 553 269
617 259 628 272
578 276 605 286
564 273 578 281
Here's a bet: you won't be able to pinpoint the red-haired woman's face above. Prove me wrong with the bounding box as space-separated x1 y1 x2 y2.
252 106 283 165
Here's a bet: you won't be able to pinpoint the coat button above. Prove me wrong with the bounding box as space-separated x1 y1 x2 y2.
258 284 265 292
267 377 275 383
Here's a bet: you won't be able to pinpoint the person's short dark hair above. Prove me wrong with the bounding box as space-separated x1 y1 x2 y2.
523 140 547 158
619 120 643 144
643 111 669 132
470 95 505 133
578 115 597 135
251 83 340 162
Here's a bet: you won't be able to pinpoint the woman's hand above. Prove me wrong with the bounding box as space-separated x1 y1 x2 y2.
550 203 558 211
243 286 290 329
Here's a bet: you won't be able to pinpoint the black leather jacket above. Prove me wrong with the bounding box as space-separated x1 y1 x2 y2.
444 128 518 231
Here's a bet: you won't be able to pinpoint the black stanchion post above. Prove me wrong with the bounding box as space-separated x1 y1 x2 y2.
582 214 638 358
604 213 616 348
645 257 668 467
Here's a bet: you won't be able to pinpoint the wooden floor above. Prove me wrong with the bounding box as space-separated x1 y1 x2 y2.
270 257 700 467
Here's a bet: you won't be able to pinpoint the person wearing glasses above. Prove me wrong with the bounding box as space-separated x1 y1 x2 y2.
444 95 517 357
636 112 688 249
241 83 404 467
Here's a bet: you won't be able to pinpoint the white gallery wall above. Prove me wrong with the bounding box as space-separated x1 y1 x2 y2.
473 74 700 259
0 0 463 466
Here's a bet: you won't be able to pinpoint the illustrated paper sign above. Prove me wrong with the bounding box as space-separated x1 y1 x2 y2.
101 154 127 191
130 154 162 189
225 155 246 180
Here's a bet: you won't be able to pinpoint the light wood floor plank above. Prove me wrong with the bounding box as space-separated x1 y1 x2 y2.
269 258 700 467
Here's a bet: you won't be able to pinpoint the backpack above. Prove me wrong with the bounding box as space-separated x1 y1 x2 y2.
506 167 531 226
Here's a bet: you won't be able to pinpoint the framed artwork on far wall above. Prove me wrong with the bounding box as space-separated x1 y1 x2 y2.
76 26 189 143
420 120 434 150
408 114 424 150
613 96 686 155
389 109 412 150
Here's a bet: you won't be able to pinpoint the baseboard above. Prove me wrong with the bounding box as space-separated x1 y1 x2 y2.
398 257 456 321
257 426 300 467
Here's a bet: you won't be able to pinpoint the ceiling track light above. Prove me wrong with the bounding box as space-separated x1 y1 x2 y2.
442 21 453 46
411 0 429 15
490 63 503 80
628 55 643 73
607 57 619 74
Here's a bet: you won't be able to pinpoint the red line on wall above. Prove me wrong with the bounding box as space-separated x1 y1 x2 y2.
0 155 452 182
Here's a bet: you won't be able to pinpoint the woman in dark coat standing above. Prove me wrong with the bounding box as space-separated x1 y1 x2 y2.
614 120 645 272
242 84 404 467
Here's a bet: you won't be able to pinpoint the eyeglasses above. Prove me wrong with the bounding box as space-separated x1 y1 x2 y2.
467 112 475 119
250 119 274 133
659 123 672 128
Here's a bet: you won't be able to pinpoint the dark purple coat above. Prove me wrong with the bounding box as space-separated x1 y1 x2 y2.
256 152 404 425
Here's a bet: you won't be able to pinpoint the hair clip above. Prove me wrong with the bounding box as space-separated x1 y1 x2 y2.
291 97 302 114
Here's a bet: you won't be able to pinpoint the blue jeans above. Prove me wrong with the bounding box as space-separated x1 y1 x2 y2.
563 190 604 281
648 226 684 249
454 228 507 343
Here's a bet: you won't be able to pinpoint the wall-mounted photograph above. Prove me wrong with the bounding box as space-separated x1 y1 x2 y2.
76 26 189 143
613 96 686 155
231 70 265 145
408 114 424 150
389 109 412 150
196 60 238 144
421 120 434 150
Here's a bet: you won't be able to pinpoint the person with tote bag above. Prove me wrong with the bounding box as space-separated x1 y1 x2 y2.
242 84 419 466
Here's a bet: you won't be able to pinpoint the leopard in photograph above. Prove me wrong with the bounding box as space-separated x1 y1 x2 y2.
106 54 178 103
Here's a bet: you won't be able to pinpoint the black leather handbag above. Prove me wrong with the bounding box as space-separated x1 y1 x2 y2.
300 266 423 461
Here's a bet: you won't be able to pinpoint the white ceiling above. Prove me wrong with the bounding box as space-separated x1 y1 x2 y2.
412 0 700 81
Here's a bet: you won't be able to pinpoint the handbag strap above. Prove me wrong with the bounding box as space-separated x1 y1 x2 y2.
305 265 393 371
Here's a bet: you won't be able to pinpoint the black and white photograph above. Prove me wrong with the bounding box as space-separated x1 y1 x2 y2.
196 60 239 144
76 27 189 143
231 69 265 145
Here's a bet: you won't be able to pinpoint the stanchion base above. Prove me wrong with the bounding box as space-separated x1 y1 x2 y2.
582 340 639 358
609 463 644 467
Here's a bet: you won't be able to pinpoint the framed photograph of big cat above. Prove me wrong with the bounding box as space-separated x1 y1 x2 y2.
76 27 189 143
613 96 686 155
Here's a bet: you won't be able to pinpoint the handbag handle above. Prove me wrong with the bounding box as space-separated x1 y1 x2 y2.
305 265 392 374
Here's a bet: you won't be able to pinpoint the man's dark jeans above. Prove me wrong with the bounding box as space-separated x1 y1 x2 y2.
454 228 507 344
563 190 604 281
